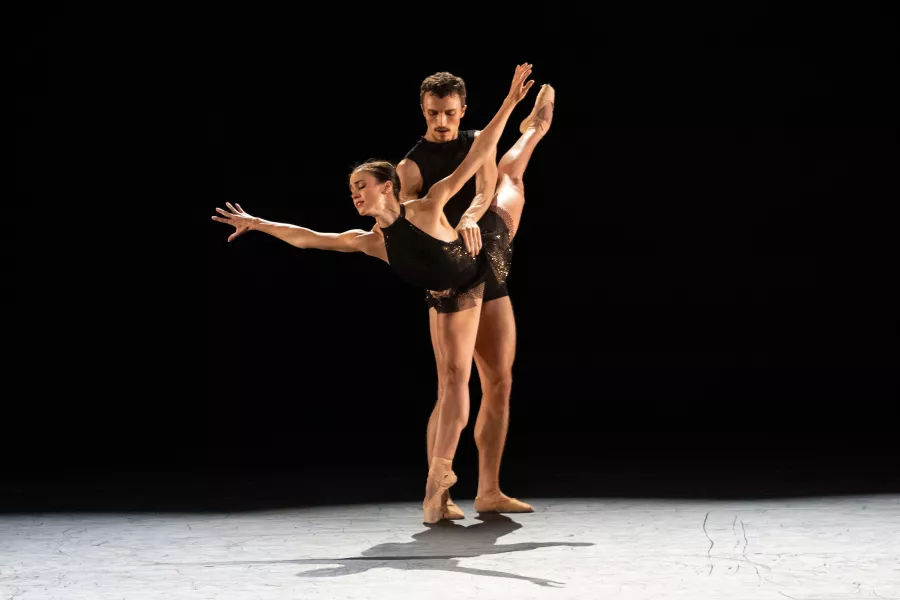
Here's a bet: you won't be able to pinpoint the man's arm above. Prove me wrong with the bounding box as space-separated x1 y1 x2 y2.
453 132 498 255
396 158 423 200
397 135 495 217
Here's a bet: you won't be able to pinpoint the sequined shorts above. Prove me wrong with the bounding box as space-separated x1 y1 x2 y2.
425 205 514 314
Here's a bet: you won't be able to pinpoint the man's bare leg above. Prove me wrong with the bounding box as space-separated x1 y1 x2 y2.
472 297 533 512
471 86 554 513
473 299 514 497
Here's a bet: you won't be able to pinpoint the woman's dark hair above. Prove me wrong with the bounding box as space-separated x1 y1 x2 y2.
351 159 401 199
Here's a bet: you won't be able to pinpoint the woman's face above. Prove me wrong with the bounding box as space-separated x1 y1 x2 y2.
349 171 389 216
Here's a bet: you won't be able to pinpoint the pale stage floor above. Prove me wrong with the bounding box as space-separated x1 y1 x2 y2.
2 495 898 599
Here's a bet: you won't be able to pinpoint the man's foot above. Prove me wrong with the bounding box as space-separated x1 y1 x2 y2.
518 84 555 136
474 490 534 513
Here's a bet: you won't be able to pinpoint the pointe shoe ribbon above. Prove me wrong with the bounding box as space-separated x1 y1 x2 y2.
474 490 534 513
519 84 555 136
423 458 458 524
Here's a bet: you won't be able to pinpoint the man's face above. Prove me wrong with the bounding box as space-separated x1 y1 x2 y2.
422 92 466 142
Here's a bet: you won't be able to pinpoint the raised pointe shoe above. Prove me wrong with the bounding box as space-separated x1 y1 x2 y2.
518 84 555 136
423 457 458 524
443 493 465 520
474 490 534 514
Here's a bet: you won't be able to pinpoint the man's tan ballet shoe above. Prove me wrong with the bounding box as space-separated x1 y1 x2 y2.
474 490 534 513
518 84 555 136
423 457 458 524
443 494 465 520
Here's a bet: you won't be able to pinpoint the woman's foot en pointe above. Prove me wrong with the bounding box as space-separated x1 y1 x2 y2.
518 84 555 137
443 493 465 520
423 457 458 524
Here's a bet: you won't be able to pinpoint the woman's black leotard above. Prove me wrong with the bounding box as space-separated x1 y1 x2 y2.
478 203 515 304
381 204 488 313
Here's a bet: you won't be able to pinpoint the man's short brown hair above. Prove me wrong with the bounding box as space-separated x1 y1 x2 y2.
419 72 467 106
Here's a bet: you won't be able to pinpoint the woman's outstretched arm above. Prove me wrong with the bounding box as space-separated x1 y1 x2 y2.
212 202 387 261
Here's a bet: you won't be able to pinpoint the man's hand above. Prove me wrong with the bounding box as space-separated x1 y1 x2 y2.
456 215 482 256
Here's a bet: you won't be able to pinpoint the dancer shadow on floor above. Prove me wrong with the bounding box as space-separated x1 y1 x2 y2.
293 513 594 587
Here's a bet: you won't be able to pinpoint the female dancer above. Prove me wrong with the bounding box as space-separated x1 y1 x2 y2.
212 64 555 523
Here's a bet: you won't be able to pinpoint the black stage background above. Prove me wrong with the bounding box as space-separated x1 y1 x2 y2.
9 4 898 509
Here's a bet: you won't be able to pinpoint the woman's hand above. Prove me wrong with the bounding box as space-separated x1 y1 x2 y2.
211 202 259 242
506 63 535 104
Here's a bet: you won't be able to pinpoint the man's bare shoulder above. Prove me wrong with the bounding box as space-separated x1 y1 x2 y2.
396 157 422 178
396 158 423 199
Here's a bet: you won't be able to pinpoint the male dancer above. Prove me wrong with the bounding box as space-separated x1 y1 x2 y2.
398 72 550 517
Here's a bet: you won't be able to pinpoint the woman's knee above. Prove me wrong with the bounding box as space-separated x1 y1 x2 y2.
496 170 524 191
441 358 472 387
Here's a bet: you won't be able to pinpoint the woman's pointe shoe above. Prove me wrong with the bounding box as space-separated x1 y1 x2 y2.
474 490 534 513
518 84 555 136
443 493 465 520
423 457 458 524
